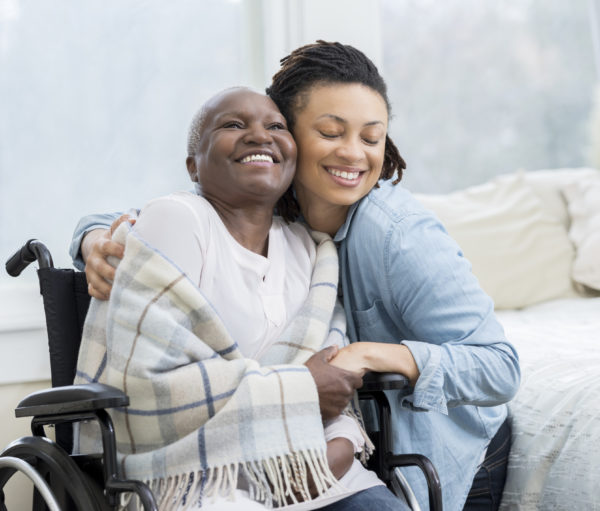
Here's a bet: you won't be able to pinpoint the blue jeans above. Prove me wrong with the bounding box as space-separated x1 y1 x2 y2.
463 418 511 511
318 485 409 510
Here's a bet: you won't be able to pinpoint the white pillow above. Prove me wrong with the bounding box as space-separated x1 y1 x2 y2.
563 175 600 291
415 173 576 309
519 167 599 228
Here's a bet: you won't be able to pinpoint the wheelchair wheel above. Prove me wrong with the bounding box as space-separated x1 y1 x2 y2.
0 436 109 511
391 468 421 511
0 456 60 511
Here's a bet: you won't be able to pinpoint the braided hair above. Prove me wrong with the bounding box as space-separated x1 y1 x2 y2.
266 41 406 222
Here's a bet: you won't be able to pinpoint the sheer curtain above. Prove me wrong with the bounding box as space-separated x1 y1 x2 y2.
381 0 599 193
0 0 248 275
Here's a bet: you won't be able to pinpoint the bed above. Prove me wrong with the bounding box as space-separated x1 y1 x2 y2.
497 297 600 509
415 167 600 510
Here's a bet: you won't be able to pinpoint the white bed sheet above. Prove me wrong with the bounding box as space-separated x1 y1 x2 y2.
496 297 600 510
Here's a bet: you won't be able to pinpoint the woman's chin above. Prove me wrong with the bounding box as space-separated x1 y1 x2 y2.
245 183 292 203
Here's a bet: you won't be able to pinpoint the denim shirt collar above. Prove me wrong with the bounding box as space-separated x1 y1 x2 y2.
333 201 361 243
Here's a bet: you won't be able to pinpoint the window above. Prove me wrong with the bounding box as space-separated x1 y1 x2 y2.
0 0 382 383
381 0 598 193
0 0 249 278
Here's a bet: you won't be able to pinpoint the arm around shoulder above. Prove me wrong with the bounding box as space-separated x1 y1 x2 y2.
70 212 125 270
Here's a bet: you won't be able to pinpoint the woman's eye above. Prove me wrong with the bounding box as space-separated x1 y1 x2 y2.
223 121 243 129
319 131 340 139
268 122 286 130
363 138 380 145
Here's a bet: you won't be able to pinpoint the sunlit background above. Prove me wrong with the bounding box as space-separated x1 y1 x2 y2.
0 2 599 504
2 0 599 275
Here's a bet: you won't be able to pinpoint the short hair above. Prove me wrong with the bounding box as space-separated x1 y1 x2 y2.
266 41 406 222
187 107 208 157
187 87 253 157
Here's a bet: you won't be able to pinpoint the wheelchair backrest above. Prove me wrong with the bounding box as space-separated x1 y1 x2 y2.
37 268 90 389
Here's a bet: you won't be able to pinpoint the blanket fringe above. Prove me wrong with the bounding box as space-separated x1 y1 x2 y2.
125 448 344 510
342 400 375 464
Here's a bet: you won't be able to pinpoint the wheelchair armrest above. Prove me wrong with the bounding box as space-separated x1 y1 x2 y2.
15 383 128 418
360 371 410 392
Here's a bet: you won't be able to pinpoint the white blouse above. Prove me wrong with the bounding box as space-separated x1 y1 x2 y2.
133 192 315 359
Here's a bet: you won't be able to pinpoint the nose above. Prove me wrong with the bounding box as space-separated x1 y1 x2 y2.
244 123 273 145
334 137 364 163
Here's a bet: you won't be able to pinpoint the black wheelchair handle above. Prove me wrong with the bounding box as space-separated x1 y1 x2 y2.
5 239 54 276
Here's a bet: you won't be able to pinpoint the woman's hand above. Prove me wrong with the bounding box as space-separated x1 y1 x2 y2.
82 214 135 300
304 346 363 420
330 342 420 385
329 343 370 376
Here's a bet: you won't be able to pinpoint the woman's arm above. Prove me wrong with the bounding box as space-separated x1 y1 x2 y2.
298 438 354 499
391 215 520 410
330 342 420 385
320 414 368 490
345 209 520 412
326 438 355 480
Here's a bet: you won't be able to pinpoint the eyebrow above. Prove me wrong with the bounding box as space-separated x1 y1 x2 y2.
214 110 285 122
317 114 385 127
212 111 244 121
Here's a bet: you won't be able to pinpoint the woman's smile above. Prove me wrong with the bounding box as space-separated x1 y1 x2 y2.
236 150 279 165
324 165 366 186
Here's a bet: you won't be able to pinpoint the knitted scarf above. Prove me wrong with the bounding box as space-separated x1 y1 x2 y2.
75 223 368 510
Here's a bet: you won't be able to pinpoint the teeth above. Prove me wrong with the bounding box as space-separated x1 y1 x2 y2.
327 168 360 180
240 154 273 163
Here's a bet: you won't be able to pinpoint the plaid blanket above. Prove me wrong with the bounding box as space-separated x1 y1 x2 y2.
75 223 367 510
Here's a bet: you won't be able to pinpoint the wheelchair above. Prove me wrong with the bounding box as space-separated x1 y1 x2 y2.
0 239 442 511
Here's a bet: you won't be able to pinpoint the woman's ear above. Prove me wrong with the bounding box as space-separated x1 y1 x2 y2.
186 156 198 182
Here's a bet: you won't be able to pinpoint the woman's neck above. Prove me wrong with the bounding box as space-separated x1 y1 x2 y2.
207 198 273 256
297 195 349 237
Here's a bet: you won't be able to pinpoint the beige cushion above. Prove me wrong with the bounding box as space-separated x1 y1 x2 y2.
563 174 600 291
519 167 599 228
415 173 576 309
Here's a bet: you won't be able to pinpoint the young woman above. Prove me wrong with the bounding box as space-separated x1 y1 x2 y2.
267 42 520 511
72 42 520 511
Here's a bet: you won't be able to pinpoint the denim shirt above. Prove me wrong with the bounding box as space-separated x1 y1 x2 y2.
335 180 520 510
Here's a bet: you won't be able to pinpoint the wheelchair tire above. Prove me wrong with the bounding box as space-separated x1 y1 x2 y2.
0 456 60 511
0 436 109 511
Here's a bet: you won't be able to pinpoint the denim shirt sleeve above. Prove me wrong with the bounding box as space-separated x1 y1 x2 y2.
69 212 124 270
382 213 520 414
